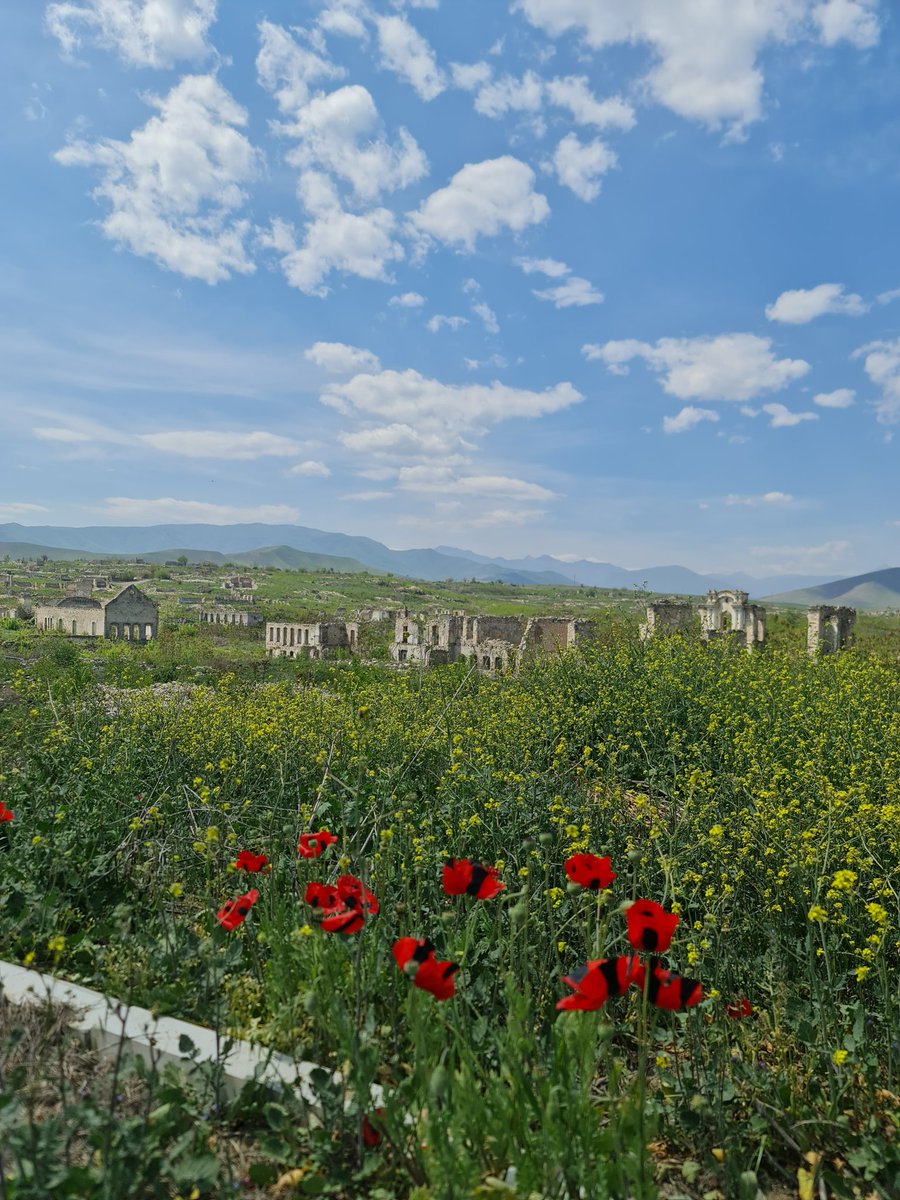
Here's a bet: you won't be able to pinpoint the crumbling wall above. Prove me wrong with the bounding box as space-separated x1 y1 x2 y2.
807 606 856 655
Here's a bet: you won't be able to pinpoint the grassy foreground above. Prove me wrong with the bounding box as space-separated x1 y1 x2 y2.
1 633 898 1198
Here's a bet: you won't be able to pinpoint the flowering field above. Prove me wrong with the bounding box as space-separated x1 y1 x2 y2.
1 635 898 1199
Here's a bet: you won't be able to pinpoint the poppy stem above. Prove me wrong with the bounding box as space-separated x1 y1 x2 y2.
636 961 652 1199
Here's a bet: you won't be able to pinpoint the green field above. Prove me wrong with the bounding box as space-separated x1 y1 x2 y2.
1 591 899 1199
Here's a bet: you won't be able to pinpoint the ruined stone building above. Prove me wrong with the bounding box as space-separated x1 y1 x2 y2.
223 575 255 592
200 608 263 628
698 590 766 650
639 602 696 641
389 610 595 673
807 606 856 655
34 584 158 642
265 620 359 659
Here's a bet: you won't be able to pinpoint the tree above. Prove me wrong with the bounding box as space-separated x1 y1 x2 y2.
176 554 188 566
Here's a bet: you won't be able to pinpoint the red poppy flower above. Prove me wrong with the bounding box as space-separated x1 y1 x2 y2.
725 997 753 1020
647 962 702 1011
626 899 679 954
304 881 342 913
556 956 645 1011
298 830 338 858
321 907 366 934
564 853 617 891
0 802 13 823
392 937 458 1000
362 1110 384 1148
337 874 379 915
216 888 260 932
233 850 269 873
442 858 505 900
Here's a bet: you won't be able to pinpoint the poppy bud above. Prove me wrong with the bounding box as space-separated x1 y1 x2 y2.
440 911 455 924
403 960 419 978
521 838 536 852
627 849 641 862
509 901 528 924
302 991 318 1015
538 832 554 846
566 881 582 894
394 902 407 915
428 1064 449 1104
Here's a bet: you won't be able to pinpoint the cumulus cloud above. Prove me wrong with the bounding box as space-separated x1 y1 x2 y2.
260 172 403 295
305 341 381 373
725 491 794 505
813 0 880 48
584 333 810 401
46 0 217 67
101 496 301 523
514 0 880 136
814 388 855 408
471 300 500 333
288 459 331 476
532 276 603 307
472 70 544 118
374 12 445 100
550 132 617 201
545 76 636 129
516 256 570 277
256 19 344 115
762 402 818 427
662 406 719 433
396 466 557 500
55 74 259 283
765 282 869 323
389 291 426 306
324 367 582 462
411 156 549 250
427 314 468 332
139 430 301 458
450 60 493 90
852 338 900 423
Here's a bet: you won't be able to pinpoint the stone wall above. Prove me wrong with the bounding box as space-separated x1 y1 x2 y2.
266 621 357 659
200 609 262 628
104 585 159 642
807 606 855 655
34 598 104 637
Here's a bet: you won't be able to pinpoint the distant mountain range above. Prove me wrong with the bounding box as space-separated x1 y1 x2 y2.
761 567 900 610
0 520 881 600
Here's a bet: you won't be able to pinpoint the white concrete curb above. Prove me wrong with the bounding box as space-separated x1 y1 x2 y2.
0 960 334 1109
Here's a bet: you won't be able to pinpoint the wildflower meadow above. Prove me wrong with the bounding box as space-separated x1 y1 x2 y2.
0 633 898 1198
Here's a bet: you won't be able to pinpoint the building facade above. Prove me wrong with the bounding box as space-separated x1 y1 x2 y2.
34 584 158 642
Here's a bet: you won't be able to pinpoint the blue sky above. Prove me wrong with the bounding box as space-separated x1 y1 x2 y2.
1 0 898 575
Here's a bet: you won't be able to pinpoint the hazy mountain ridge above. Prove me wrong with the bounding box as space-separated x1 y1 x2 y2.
0 522 876 598
762 568 900 610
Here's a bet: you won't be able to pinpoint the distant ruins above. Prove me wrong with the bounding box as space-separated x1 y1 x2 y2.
807 605 856 655
34 584 158 642
640 590 856 655
266 620 360 659
200 608 262 628
389 610 594 672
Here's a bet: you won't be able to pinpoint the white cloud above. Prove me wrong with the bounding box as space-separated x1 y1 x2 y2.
396 467 557 500
473 70 544 118
852 338 900 423
533 276 603 307
545 76 635 129
814 388 855 408
876 287 900 305
584 333 810 401
470 507 548 526
101 497 301 523
451 61 492 90
260 173 403 295
765 282 868 323
289 459 331 476
725 491 794 505
471 300 500 333
281 84 429 201
318 5 369 39
325 367 581 461
55 74 259 284
514 0 880 137
411 156 549 250
374 13 446 100
46 0 217 67
305 341 381 373
762 402 818 427
813 0 880 48
256 20 344 115
465 354 508 370
427 314 469 332
140 430 301 458
0 502 50 517
389 291 426 306
33 426 92 443
341 489 392 501
516 256 570 277
662 406 719 433
550 132 617 201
